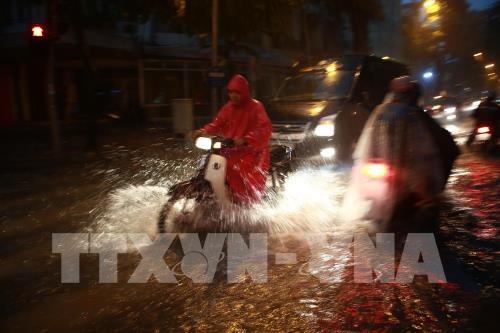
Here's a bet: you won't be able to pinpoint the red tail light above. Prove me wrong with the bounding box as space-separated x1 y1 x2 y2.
362 162 390 179
477 126 491 134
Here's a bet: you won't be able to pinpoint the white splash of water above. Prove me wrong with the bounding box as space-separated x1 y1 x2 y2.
91 185 170 243
247 168 348 232
89 163 364 251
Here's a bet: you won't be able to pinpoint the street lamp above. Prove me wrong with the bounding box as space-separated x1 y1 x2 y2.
423 71 434 80
473 52 484 62
485 63 495 70
423 0 435 8
423 0 440 15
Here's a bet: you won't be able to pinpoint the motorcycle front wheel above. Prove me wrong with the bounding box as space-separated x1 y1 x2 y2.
158 195 200 233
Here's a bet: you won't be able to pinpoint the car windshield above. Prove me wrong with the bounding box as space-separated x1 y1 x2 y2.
276 70 354 101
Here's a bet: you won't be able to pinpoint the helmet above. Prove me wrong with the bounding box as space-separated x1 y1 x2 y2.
390 76 412 93
389 76 422 106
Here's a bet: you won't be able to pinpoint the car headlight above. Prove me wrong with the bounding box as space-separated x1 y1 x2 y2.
195 136 212 150
444 106 456 114
320 147 336 158
314 115 336 137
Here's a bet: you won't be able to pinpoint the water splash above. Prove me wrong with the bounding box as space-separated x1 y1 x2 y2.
248 168 348 233
89 163 356 247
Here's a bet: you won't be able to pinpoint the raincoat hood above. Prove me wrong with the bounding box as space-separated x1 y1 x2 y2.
227 74 251 104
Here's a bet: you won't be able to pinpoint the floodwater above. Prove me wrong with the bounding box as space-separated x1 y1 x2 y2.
1 126 498 332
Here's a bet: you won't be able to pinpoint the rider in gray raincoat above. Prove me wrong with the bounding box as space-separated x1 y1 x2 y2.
343 76 459 228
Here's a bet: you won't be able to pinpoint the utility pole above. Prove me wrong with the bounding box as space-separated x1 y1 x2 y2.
303 10 311 65
211 0 219 115
46 0 61 157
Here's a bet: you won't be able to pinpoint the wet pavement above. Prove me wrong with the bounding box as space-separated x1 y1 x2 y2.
0 124 498 332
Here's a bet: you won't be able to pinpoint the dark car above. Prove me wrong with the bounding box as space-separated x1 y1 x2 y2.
268 55 409 161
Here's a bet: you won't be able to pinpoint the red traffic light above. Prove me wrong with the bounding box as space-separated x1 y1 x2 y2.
31 24 45 38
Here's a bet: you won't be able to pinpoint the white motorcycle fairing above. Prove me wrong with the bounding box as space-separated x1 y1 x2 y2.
204 154 231 207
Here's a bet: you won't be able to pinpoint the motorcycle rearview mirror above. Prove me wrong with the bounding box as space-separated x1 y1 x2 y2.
195 136 213 150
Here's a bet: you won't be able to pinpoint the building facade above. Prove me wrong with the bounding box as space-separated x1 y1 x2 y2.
0 0 404 127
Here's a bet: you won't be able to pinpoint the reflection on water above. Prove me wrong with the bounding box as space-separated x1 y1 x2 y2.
1 135 498 332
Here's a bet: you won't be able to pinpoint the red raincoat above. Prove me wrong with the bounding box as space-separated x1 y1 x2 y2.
201 75 272 203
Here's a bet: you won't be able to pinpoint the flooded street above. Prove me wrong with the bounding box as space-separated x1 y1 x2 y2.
1 127 498 332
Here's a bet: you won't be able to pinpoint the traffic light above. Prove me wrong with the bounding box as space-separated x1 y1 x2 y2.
29 23 49 59
31 24 46 39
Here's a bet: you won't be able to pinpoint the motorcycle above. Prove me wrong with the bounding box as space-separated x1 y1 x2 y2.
344 158 443 231
158 135 292 233
344 159 395 224
467 123 498 153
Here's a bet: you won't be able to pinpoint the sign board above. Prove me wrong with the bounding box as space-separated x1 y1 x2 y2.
207 66 227 87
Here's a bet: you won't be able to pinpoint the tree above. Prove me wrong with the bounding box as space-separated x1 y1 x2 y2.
178 0 300 59
401 0 487 94
340 0 384 53
484 1 500 63
299 0 384 54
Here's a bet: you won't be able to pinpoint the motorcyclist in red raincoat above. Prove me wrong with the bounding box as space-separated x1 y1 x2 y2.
193 74 272 203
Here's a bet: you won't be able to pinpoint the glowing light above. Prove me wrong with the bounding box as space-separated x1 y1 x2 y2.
446 114 456 120
423 71 434 80
476 133 492 141
433 95 442 100
478 126 490 134
31 24 44 37
382 56 391 60
326 63 337 73
423 0 440 14
444 106 456 114
362 163 390 179
444 125 459 135
423 0 436 7
472 100 481 108
314 123 335 137
320 148 336 158
473 52 483 57
195 137 212 150
309 104 326 116
485 63 495 69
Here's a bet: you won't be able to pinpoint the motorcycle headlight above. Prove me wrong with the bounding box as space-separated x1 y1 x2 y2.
195 137 212 150
314 115 336 137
